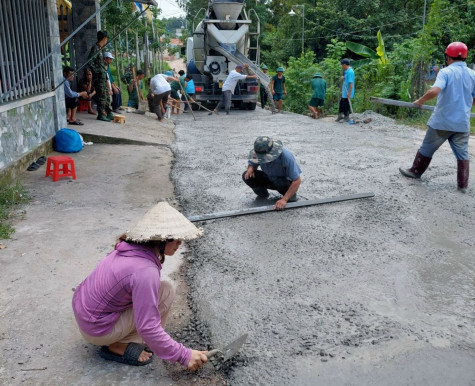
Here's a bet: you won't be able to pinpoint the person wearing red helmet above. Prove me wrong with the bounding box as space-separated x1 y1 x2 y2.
399 42 475 193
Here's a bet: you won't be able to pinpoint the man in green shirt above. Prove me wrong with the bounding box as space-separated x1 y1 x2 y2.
270 67 287 113
88 31 113 122
308 72 326 119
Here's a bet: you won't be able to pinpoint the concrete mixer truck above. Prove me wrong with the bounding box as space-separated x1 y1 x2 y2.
186 0 270 110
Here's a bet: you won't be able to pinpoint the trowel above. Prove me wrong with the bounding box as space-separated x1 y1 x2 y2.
206 334 248 362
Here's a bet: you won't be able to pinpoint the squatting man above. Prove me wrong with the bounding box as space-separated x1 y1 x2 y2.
243 136 302 210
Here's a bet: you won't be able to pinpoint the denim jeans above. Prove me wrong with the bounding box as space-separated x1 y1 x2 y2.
419 127 470 161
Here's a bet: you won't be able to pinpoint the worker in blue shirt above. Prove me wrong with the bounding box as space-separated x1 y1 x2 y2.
183 75 195 112
336 58 355 122
243 136 302 210
399 42 475 193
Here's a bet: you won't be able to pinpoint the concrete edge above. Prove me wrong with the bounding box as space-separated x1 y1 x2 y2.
79 133 171 148
0 138 54 187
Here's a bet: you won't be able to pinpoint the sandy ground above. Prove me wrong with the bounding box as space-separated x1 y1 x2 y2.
1 105 474 385
168 58 186 75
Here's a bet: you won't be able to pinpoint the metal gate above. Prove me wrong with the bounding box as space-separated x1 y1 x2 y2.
0 0 52 103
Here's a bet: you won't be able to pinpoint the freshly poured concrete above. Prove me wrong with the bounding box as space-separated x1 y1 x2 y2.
171 109 475 385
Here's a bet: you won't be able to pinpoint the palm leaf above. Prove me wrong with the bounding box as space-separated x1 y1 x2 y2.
350 58 374 68
346 41 378 59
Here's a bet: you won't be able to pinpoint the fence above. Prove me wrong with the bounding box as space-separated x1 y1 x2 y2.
0 0 52 104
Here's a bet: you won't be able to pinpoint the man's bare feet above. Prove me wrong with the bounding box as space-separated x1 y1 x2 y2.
88 110 97 115
108 342 152 362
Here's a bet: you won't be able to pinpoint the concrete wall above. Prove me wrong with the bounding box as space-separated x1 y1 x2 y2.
0 0 66 185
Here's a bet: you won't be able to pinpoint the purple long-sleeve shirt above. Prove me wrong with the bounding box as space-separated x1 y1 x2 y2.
72 242 192 367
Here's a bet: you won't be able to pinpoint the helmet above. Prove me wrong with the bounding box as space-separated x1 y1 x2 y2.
276 67 284 72
313 72 322 78
445 42 468 59
164 70 174 76
261 65 268 70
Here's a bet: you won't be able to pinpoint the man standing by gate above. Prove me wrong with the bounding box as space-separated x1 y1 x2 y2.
88 31 114 122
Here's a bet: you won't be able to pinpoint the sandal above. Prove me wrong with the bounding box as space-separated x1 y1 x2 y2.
27 162 40 171
99 343 153 366
36 156 46 165
68 120 84 126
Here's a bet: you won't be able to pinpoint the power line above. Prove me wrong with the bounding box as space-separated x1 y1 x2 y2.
266 2 471 43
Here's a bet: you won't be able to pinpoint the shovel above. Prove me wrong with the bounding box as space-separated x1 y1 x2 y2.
206 334 248 362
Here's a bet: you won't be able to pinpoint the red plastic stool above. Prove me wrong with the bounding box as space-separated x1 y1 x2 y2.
45 156 76 182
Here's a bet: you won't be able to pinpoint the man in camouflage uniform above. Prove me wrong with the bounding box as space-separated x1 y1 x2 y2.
242 136 302 210
88 31 113 122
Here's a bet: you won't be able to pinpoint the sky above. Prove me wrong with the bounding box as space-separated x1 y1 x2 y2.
155 0 186 19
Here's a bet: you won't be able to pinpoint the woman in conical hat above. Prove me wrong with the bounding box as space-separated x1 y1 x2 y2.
72 202 207 370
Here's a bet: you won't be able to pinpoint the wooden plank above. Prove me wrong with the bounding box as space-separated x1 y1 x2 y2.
188 192 375 222
370 97 475 118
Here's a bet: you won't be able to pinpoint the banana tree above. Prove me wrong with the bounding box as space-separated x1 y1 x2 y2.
346 30 389 68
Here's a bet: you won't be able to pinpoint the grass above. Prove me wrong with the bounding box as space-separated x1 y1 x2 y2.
397 114 475 134
0 183 29 239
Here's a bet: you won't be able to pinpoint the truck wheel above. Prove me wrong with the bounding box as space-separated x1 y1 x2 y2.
247 102 257 110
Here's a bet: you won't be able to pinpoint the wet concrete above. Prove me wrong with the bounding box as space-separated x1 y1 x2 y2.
171 109 475 385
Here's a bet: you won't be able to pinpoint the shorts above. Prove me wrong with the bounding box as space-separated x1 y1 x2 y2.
65 97 79 109
309 97 324 108
273 92 284 101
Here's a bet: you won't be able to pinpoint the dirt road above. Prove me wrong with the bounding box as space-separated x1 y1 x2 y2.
171 109 475 385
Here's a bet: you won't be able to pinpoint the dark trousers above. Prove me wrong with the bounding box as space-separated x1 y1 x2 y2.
152 91 170 119
112 91 122 110
242 170 291 195
182 93 195 110
216 90 232 113
260 87 268 109
338 98 350 115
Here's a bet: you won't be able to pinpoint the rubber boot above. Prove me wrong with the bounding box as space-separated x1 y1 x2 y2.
106 111 115 120
457 160 469 193
97 114 111 122
344 114 350 122
399 151 432 179
252 187 269 198
335 112 344 122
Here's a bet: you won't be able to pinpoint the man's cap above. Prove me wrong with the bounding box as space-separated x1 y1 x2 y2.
276 67 284 72
248 136 283 164
261 65 268 70
235 65 244 71
313 72 322 78
340 58 350 65
103 52 114 59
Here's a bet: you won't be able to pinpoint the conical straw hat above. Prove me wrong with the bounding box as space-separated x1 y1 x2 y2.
125 202 203 242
